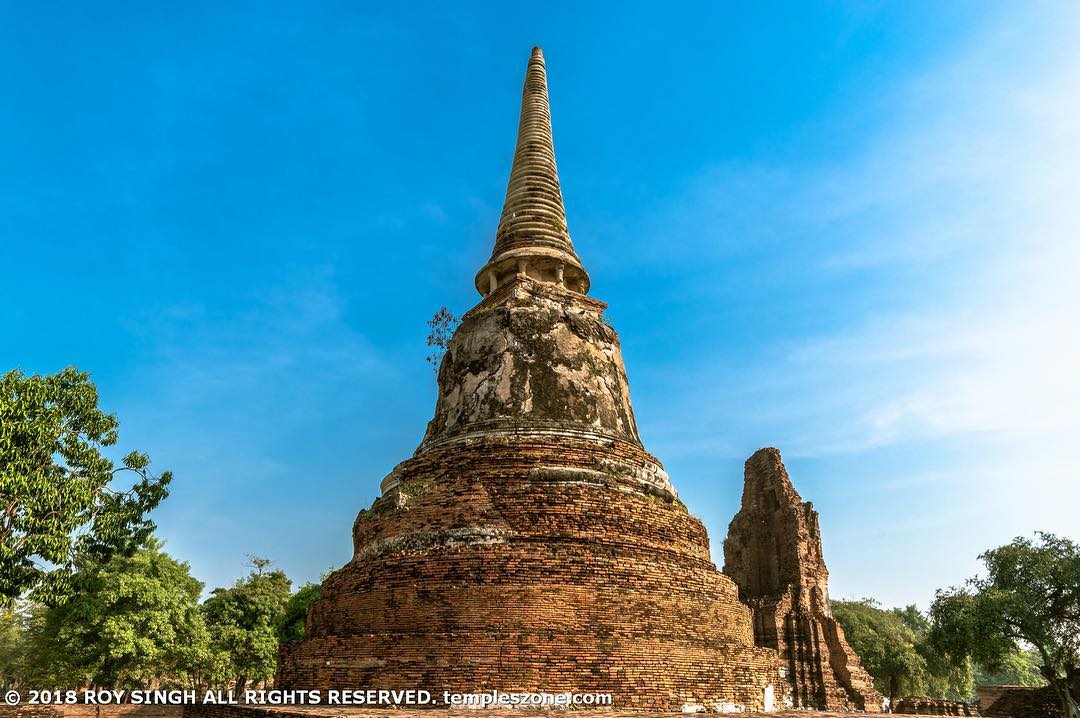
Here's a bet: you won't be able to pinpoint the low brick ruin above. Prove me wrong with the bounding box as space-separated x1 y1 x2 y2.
978 685 1064 717
274 47 883 713
892 696 980 715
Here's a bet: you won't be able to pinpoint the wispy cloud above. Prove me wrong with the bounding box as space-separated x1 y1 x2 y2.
648 6 1080 468
129 265 385 416
109 266 392 591
635 9 1080 608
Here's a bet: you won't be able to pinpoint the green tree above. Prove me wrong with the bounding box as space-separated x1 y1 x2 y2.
276 583 320 643
0 603 29 689
975 647 1046 688
0 367 172 605
23 538 209 689
833 598 929 702
892 603 975 701
930 533 1080 718
202 557 291 692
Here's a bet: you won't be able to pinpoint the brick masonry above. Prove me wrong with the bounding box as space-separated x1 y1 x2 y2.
979 685 1064 717
724 449 883 712
892 696 980 715
274 273 787 711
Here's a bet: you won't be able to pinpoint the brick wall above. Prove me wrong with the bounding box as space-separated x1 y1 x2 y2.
277 435 780 711
980 685 1063 717
893 696 980 715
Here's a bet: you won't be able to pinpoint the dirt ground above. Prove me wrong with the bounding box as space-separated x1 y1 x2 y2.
183 707 875 718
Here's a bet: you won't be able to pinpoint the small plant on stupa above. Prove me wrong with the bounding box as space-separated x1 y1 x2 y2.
397 479 430 497
425 306 460 373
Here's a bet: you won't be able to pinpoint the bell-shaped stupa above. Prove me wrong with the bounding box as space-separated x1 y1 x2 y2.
276 47 781 712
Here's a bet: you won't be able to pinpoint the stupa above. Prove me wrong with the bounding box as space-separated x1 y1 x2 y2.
276 47 782 711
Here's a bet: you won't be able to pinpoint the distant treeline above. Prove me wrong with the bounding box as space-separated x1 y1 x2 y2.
831 598 1044 703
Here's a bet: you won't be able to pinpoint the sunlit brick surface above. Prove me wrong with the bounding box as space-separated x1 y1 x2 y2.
723 449 883 712
278 433 779 710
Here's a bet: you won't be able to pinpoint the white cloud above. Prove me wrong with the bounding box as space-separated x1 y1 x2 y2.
128 265 385 416
806 45 1080 453
652 6 1080 469
634 9 1080 608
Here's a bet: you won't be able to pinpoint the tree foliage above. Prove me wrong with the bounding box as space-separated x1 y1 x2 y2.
930 533 1080 718
0 367 171 605
276 582 320 643
0 544 322 692
202 557 292 691
891 603 976 700
834 599 929 701
974 647 1046 689
0 604 29 690
19 538 208 689
832 598 974 702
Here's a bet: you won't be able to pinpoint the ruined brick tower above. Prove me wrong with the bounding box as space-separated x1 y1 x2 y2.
723 448 883 711
276 47 782 712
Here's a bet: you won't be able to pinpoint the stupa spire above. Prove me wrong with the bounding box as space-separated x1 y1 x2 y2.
474 47 591 297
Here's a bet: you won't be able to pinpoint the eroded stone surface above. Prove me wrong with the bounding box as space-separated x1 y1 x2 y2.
723 448 883 712
420 278 641 451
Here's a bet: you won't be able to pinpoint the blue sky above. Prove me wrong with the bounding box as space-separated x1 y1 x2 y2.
3 2 1077 609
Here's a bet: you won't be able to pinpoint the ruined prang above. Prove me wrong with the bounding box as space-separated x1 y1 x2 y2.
723 448 883 711
276 47 782 712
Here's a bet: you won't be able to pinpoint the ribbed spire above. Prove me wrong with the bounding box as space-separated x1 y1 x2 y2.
474 47 590 297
